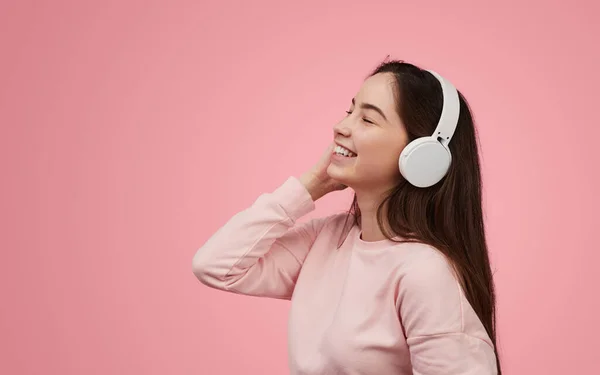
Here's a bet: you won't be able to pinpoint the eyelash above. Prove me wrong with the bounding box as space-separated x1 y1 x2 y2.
345 110 374 124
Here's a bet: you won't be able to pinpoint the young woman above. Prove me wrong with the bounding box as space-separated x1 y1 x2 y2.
192 59 501 374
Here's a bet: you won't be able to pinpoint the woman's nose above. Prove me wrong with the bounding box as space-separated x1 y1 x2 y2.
333 120 351 137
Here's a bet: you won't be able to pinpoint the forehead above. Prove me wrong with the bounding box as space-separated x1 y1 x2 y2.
355 73 398 118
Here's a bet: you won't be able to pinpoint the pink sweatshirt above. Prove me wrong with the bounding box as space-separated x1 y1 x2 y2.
192 176 498 374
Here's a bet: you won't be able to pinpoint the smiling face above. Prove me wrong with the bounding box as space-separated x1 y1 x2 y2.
327 72 409 192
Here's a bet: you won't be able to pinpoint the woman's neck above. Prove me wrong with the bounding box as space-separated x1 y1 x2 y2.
355 189 391 242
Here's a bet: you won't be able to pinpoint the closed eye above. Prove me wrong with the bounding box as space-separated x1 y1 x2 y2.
345 110 375 124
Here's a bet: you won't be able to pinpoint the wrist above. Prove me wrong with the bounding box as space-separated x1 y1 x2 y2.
299 173 326 201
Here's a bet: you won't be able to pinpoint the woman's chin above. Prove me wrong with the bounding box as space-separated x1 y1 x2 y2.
327 164 351 185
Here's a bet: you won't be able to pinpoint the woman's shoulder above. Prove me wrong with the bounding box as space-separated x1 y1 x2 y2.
296 211 357 248
395 242 456 281
310 210 356 233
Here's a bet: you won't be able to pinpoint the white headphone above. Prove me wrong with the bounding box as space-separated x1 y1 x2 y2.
398 70 460 188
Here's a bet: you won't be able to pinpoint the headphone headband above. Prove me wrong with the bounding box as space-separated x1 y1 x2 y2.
425 70 460 145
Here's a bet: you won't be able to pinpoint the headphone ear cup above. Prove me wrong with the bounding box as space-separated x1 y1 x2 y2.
399 136 452 188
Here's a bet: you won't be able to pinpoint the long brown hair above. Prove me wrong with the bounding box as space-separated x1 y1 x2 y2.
340 58 501 373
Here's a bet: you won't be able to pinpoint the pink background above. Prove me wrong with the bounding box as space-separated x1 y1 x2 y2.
1 0 599 374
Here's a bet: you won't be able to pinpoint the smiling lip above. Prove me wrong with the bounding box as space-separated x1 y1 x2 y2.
331 152 356 162
334 142 356 154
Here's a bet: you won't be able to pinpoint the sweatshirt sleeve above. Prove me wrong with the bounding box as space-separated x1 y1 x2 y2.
398 250 498 375
191 176 331 300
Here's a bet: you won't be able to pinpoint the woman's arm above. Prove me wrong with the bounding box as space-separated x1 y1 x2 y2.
192 176 331 300
397 249 498 374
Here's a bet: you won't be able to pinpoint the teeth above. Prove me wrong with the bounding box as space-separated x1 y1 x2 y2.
334 145 356 157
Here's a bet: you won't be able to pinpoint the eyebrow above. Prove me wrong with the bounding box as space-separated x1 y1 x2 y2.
352 98 388 121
